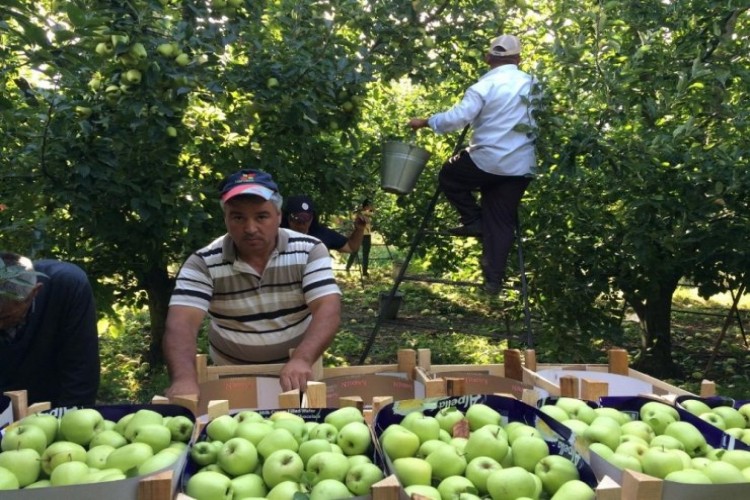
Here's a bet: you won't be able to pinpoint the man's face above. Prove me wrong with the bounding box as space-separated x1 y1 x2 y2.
287 212 313 234
0 288 38 330
223 196 281 259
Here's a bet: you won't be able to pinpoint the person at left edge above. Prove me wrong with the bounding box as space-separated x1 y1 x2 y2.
162 169 342 396
0 252 100 407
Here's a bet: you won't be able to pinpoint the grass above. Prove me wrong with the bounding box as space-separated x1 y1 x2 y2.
97 248 750 404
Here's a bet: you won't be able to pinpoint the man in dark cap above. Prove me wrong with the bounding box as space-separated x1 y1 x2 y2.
282 194 367 254
408 34 539 294
162 169 342 395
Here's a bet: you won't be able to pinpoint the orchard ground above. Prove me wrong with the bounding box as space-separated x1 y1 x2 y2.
97 238 750 405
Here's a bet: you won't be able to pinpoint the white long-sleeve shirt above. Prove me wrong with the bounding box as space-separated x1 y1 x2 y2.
427 64 537 176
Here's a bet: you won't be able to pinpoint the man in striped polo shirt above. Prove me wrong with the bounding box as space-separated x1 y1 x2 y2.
162 169 342 396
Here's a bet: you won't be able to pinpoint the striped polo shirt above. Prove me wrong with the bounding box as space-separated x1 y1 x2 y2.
169 228 341 363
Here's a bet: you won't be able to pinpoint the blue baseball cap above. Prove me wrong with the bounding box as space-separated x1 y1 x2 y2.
220 169 279 203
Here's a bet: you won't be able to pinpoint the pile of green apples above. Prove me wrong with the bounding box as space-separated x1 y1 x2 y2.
184 406 384 500
0 407 195 490
679 398 750 445
540 397 750 484
378 403 595 500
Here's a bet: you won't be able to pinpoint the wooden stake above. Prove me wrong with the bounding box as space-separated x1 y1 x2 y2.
524 349 537 371
445 377 466 397
424 378 446 398
559 375 579 398
171 395 199 415
700 379 716 398
621 469 663 500
339 396 364 411
581 378 609 402
596 475 622 500
278 390 301 409
397 349 417 380
206 400 229 421
608 348 629 375
417 348 431 371
371 474 403 500
504 349 523 381
137 470 173 500
5 390 28 420
304 381 327 408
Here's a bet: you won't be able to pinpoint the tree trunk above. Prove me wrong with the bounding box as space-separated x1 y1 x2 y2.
143 266 174 366
629 275 682 378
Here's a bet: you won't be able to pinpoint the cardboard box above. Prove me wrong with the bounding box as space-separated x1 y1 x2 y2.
0 403 195 500
372 393 599 491
587 395 750 500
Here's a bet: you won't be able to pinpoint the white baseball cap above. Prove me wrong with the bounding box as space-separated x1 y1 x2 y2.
489 35 521 56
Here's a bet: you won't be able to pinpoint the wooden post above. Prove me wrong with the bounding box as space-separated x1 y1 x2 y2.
171 395 199 415
581 379 609 402
417 348 431 371
371 474 402 500
559 376 579 398
311 356 324 381
608 348 629 375
446 377 466 397
700 380 716 398
278 390 301 409
524 349 537 371
397 349 417 379
372 396 394 419
195 354 209 383
424 378 446 398
206 400 229 420
137 470 173 500
521 389 540 406
5 390 28 420
339 396 364 411
304 381 327 408
596 475 622 500
504 349 523 381
26 401 51 415
621 469 663 500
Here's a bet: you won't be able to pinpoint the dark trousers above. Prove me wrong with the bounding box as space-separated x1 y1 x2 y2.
346 234 372 275
438 150 532 284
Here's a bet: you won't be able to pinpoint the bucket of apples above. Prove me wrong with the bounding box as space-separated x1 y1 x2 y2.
372 393 598 500
181 406 387 499
0 403 195 499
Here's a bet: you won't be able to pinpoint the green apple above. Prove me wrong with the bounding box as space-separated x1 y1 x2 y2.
550 478 595 500
0 465 19 490
347 454 371 467
137 448 182 476
186 470 233 500
560 419 589 436
266 77 279 88
175 53 191 66
663 468 712 483
19 413 59 444
426 443 467 480
298 439 333 465
583 416 621 451
123 69 142 84
89 467 127 483
506 423 542 444
0 448 41 487
535 454 580 496
619 434 649 447
539 404 570 422
464 425 509 463
417 439 451 458
465 456 502 495
392 456 431 486
266 480 305 500
404 484 440 499
308 422 338 443
41 440 87 475
737 403 750 427
439 428 452 442
381 424 420 460
664 421 708 457
132 423 172 453
257 428 299 459
640 401 680 422
325 407 365 430
59 408 105 447
234 410 264 424
306 450 350 485
699 412 727 430
437 475 476 499
703 460 745 483
206 414 239 443
235 421 274 445
589 442 615 460
337 421 371 456
649 434 685 451
720 449 750 470
345 462 383 495
25 478 51 488
262 449 304 488
621 420 656 443
90 429 128 449
615 441 648 461
465 403 501 431
555 398 597 424
269 411 305 425
87 444 116 469
95 42 113 55
218 437 258 476
641 447 684 478
309 478 351 500
593 407 632 425
608 451 643 472
114 413 135 435
166 415 195 442
680 399 713 417
157 43 176 57
486 466 537 500
511 435 549 471
435 406 466 435
50 460 91 486
105 442 154 475
190 441 219 466
712 406 746 430
273 418 308 445
402 414 441 444
645 411 677 435
1 423 48 454
230 472 266 498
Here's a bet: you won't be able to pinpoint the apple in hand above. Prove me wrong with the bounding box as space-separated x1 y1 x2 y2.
346 462 384 495
0 448 41 487
218 437 259 476
337 421 371 455
186 470 233 500
392 456 431 486
261 449 304 488
1 423 48 454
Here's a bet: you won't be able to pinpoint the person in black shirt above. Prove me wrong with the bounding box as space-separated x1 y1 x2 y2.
0 252 99 407
281 195 367 254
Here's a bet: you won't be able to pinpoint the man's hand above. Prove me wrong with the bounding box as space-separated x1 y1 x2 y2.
408 118 429 131
165 379 200 400
279 357 313 392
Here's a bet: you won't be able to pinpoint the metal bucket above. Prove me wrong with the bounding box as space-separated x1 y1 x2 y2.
380 141 431 195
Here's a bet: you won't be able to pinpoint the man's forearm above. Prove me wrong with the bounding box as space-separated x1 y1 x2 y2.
291 297 341 365
163 329 198 384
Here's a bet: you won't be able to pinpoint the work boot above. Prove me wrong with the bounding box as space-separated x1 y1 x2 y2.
483 281 501 295
447 220 482 237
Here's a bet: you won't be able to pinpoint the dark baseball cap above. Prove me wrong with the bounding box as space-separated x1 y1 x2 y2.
285 195 315 224
219 169 279 203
